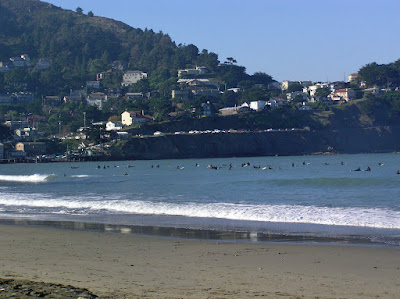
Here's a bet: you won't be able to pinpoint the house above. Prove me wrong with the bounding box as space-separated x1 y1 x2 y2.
121 111 154 126
96 71 112 81
330 88 356 102
26 115 46 127
14 92 34 105
286 91 307 101
348 73 359 82
4 120 28 131
219 103 250 116
299 103 312 111
10 54 30 68
63 95 84 103
249 100 267 111
0 93 13 104
87 92 108 110
86 81 101 89
126 93 144 100
121 71 147 86
201 101 212 116
15 127 39 140
364 88 380 95
171 90 190 101
106 121 123 131
43 96 62 107
15 142 46 157
226 87 241 93
267 97 289 108
178 66 208 77
36 58 52 70
191 89 220 97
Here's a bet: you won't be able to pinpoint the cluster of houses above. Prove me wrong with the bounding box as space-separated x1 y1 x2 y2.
0 54 52 72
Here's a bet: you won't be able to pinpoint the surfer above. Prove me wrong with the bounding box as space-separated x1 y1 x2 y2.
365 166 371 172
352 167 361 172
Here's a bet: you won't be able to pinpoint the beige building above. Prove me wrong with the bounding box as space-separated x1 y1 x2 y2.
331 88 356 102
121 111 154 126
121 71 147 86
15 142 46 157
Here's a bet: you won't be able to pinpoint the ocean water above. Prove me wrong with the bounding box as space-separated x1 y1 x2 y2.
0 153 399 246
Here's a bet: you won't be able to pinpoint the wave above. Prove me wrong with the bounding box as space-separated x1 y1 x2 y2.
0 195 398 229
0 174 53 183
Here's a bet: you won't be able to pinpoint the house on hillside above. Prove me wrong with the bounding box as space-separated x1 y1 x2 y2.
87 92 108 110
43 96 62 108
250 100 267 111
178 66 208 77
219 103 250 116
106 121 123 131
121 111 154 126
267 98 288 108
121 71 147 86
330 88 356 102
36 58 52 70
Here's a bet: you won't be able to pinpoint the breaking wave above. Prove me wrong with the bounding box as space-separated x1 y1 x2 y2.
0 174 53 183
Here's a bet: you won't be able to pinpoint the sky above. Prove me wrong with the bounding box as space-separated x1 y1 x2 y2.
45 0 400 83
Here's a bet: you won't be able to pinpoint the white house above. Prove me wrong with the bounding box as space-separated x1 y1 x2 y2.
249 100 267 111
178 66 208 77
121 71 147 86
87 92 108 110
106 121 123 131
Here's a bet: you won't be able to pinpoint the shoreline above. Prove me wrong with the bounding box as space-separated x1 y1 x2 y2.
1 217 398 249
1 224 399 298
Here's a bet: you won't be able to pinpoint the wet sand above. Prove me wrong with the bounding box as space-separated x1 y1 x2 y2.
0 224 399 298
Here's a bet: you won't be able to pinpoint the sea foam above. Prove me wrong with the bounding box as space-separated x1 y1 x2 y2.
0 174 52 183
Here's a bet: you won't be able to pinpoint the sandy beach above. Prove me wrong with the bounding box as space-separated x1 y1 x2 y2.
0 224 399 298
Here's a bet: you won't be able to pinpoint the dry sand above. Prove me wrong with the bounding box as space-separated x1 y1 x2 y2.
0 224 399 298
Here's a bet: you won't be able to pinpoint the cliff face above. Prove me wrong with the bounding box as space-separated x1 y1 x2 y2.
109 126 400 160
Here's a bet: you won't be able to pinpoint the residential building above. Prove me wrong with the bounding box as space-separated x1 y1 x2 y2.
63 95 84 103
201 101 212 116
172 90 190 101
15 142 46 157
286 91 307 101
43 96 62 107
14 92 34 105
121 111 154 126
178 66 208 77
330 88 356 102
348 73 359 82
121 71 147 86
219 103 250 116
96 71 112 81
10 54 30 68
106 121 123 131
4 120 28 131
86 81 101 89
267 98 289 108
0 94 13 104
87 92 108 110
126 92 144 100
36 58 52 70
250 100 267 111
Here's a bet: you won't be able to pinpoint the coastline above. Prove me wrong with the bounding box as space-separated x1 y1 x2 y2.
1 223 399 298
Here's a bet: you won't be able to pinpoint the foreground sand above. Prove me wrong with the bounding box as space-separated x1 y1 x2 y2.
0 225 399 298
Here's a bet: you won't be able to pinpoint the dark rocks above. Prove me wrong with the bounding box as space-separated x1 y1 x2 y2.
0 278 98 298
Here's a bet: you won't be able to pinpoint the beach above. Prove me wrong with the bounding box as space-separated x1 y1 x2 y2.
0 224 399 298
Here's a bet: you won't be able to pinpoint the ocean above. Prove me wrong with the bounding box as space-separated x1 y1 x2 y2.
0 153 399 247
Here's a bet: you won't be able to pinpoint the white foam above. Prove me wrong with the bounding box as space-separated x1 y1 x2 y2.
0 174 52 183
0 194 398 229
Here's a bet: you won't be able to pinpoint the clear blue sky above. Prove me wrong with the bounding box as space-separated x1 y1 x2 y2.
46 0 400 82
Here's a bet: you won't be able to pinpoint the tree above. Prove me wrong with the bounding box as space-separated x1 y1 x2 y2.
315 86 331 97
76 7 83 15
88 11 94 17
286 83 303 93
